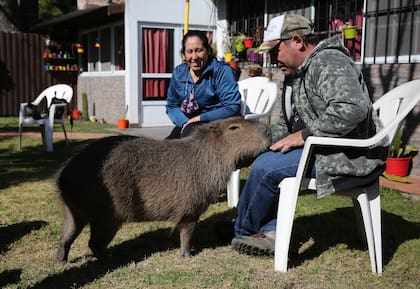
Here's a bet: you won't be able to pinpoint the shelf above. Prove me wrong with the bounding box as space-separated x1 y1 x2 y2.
44 64 79 72
45 57 76 61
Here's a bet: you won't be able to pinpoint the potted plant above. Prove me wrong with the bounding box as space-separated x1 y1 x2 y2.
384 128 418 182
117 105 129 129
223 33 234 62
234 33 247 53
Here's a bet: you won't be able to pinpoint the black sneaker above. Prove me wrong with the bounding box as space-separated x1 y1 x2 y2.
231 231 275 257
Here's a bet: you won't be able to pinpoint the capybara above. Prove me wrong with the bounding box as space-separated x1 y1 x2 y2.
55 117 272 262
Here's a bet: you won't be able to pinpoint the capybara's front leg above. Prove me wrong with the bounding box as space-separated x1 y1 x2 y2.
177 222 196 257
88 220 121 262
57 205 87 262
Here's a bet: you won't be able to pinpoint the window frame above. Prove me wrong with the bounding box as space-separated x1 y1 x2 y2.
79 21 126 75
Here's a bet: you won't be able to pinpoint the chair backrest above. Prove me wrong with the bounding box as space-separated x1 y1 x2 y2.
237 76 278 116
372 79 420 146
31 84 73 107
43 84 73 107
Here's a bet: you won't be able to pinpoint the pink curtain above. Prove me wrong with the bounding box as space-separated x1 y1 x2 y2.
142 28 168 98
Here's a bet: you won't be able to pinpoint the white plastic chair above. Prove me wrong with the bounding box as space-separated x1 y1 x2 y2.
274 79 420 274
227 76 278 207
18 84 73 152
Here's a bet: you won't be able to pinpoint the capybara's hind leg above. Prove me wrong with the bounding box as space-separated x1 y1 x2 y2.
88 220 121 262
57 205 87 262
177 222 196 257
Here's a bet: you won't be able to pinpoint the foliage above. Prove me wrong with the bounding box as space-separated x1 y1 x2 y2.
234 33 247 44
38 0 76 22
82 92 89 121
123 104 128 119
388 128 419 158
223 32 234 53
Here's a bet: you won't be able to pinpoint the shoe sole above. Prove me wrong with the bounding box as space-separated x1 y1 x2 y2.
231 238 274 257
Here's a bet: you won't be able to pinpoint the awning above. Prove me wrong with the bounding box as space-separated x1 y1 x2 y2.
31 4 124 35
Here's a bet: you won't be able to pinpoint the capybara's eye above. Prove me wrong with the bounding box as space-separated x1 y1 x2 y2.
229 125 241 130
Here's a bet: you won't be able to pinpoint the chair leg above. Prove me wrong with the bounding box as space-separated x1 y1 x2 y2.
355 192 376 273
355 183 382 274
274 177 299 272
368 183 382 274
227 169 241 207
18 124 23 151
352 198 367 244
61 123 69 147
44 123 53 152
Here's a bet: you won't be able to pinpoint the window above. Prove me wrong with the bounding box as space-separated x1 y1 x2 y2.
80 23 125 73
229 0 363 62
141 27 174 101
140 26 215 101
364 0 420 63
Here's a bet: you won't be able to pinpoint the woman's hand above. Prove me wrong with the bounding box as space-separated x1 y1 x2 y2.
181 116 201 133
270 130 304 153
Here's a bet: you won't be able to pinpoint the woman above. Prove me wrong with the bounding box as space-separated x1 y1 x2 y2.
166 31 242 138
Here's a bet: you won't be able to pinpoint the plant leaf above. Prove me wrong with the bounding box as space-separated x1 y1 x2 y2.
383 172 412 183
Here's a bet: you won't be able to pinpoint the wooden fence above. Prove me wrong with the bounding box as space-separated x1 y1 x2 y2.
0 31 77 116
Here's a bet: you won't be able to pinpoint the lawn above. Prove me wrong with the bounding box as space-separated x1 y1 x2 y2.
0 117 419 289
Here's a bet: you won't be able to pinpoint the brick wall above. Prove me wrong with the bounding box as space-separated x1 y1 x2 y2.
76 74 125 125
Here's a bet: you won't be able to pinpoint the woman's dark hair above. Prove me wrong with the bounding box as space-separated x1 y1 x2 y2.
181 30 212 55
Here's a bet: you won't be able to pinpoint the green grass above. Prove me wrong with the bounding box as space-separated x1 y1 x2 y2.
1 117 419 289
0 117 117 134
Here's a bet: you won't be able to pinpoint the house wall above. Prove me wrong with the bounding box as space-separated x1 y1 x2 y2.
363 63 420 177
77 74 125 124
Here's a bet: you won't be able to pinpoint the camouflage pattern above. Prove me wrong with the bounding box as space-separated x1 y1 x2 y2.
258 14 314 53
280 14 314 40
271 36 388 198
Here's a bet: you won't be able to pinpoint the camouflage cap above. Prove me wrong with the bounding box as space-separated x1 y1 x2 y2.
258 14 314 53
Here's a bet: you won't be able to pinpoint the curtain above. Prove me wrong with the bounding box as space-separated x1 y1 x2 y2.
142 28 168 98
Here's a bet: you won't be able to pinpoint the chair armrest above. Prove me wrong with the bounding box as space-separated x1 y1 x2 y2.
305 133 387 149
19 103 29 123
244 112 270 120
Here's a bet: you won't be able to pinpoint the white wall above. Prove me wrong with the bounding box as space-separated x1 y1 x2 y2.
125 0 227 127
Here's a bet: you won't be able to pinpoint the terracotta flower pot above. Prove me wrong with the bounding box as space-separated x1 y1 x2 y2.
385 157 411 177
117 119 129 129
72 110 81 120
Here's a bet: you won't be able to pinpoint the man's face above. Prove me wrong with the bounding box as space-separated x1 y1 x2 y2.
274 38 303 78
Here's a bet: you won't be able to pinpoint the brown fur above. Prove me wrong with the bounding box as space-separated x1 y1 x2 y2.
55 117 271 262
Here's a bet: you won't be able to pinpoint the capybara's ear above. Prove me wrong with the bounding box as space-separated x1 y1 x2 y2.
209 123 222 136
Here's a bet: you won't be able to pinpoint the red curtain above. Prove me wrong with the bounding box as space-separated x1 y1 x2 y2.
142 28 168 98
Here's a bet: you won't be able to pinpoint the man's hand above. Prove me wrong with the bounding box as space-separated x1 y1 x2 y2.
270 130 304 153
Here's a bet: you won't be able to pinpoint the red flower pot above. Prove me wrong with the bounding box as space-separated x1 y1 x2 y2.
244 38 253 48
385 157 411 177
117 119 129 129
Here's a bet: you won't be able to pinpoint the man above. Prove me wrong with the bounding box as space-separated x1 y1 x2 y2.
231 14 386 256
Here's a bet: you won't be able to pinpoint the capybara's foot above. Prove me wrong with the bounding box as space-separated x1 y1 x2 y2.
181 250 192 258
178 221 196 258
89 244 109 263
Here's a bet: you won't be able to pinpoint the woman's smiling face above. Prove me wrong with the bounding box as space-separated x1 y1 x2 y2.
183 36 209 74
